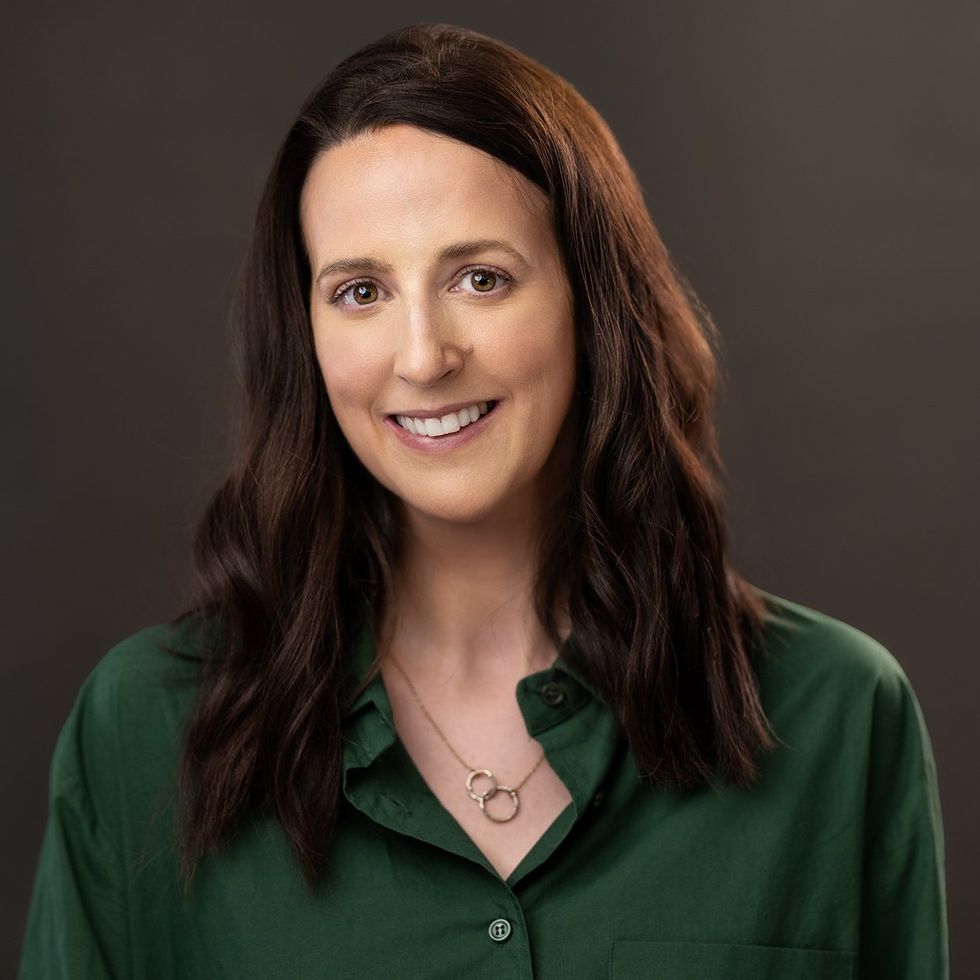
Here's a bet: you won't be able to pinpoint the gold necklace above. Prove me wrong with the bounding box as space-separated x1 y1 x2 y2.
385 650 548 823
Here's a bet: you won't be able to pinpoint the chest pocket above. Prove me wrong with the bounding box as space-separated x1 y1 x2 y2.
609 940 854 979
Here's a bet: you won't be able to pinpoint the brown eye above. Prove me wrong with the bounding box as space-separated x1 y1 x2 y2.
352 282 379 305
469 269 497 292
329 279 382 307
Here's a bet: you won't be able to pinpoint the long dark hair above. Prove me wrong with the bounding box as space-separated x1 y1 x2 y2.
165 21 778 894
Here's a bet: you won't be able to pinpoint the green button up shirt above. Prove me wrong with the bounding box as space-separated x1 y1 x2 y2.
17 589 948 978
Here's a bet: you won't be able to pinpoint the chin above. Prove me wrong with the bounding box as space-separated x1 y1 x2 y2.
390 480 511 524
405 498 501 526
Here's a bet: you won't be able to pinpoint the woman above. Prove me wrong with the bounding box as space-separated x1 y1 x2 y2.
18 22 947 979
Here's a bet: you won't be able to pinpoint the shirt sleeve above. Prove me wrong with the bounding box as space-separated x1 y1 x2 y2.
857 660 949 979
17 662 130 979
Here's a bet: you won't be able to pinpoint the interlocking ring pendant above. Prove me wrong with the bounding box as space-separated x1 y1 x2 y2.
465 768 520 822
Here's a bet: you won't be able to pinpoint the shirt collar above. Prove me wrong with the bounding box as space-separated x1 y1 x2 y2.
340 613 604 724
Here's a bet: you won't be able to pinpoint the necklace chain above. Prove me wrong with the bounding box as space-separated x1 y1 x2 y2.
384 649 549 822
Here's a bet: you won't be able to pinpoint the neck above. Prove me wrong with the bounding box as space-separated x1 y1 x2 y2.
381 494 569 687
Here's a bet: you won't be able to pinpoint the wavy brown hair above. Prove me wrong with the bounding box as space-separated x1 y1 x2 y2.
165 21 778 894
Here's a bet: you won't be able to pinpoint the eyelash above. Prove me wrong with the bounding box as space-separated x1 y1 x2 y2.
327 265 514 306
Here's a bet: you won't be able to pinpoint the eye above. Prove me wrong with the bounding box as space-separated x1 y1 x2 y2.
328 279 383 307
457 266 513 295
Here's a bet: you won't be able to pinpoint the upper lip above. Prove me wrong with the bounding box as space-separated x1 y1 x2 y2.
387 399 498 420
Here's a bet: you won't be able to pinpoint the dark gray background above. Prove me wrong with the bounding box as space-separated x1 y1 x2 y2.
4 1 976 974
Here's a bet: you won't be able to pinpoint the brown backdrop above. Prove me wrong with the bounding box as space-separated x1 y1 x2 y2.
3 1 977 974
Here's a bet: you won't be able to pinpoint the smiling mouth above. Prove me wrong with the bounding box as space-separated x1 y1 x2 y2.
389 400 498 438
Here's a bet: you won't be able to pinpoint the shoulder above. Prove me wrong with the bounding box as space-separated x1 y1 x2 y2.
49 615 209 831
78 614 207 705
750 588 939 840
67 616 207 747
753 586 905 687
748 586 929 766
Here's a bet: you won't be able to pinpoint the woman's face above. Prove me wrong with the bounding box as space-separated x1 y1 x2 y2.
300 123 577 527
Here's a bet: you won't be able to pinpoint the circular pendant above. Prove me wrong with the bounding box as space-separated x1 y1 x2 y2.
465 768 520 821
480 785 519 822
465 768 496 801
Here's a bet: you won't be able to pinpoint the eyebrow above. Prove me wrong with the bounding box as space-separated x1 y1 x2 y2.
314 238 530 285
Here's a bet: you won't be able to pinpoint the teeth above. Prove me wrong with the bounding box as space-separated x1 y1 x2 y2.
396 401 492 437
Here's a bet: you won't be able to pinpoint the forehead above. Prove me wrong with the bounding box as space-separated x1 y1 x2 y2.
299 124 551 259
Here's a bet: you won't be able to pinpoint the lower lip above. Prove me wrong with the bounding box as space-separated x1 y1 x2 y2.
384 401 502 454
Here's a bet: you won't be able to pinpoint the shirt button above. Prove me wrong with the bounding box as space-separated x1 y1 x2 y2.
592 789 605 807
540 681 565 706
488 918 512 943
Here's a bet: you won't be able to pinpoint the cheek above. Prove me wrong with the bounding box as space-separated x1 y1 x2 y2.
313 331 380 414
501 312 576 404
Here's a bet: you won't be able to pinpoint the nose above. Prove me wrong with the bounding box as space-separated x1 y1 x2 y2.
392 297 468 386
